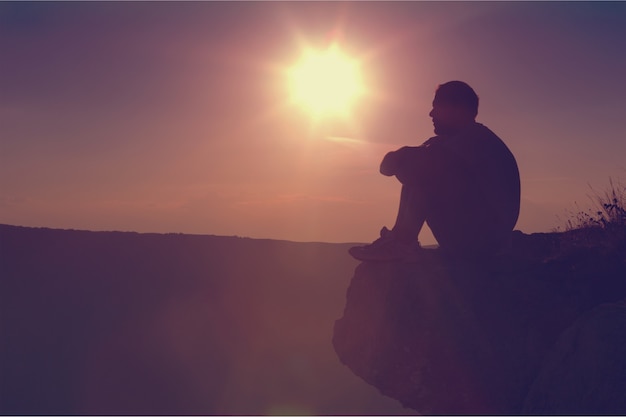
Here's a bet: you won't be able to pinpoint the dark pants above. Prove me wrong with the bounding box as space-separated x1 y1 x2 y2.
386 146 510 256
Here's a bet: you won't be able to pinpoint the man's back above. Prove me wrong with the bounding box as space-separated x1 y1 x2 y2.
425 122 520 234
418 123 520 255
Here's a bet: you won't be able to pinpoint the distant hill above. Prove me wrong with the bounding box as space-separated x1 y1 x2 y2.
0 224 415 415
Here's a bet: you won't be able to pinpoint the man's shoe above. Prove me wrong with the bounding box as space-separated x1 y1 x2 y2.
349 227 422 262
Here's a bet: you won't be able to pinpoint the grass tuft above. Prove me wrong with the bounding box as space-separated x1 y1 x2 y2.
554 178 626 253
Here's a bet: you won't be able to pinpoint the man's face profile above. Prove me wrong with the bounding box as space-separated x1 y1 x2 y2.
429 98 473 136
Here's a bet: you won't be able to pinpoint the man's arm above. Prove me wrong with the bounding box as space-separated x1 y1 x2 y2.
379 142 445 186
381 138 437 177
380 151 398 177
379 149 405 176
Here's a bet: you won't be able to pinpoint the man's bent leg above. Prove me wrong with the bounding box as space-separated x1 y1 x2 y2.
425 174 501 258
391 184 428 244
349 184 427 262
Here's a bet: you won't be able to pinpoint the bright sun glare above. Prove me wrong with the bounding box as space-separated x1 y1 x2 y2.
288 43 365 119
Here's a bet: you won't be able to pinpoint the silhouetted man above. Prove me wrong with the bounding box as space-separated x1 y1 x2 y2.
350 81 520 261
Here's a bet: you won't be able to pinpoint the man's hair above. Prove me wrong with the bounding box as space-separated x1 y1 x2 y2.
434 81 479 118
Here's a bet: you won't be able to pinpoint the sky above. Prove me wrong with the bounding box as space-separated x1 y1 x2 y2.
1 1 625 245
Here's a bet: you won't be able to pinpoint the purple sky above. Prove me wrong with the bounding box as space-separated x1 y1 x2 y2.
1 2 625 244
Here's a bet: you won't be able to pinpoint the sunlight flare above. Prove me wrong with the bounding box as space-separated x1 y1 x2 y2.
288 43 365 119
325 135 364 145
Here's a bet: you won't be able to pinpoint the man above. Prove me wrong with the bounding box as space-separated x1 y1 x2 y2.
349 81 520 261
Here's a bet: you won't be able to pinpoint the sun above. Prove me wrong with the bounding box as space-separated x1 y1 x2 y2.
288 43 365 119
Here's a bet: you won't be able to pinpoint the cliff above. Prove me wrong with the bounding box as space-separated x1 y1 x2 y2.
333 229 626 415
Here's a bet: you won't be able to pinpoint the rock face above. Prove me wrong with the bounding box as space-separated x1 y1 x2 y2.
333 230 626 415
522 300 626 415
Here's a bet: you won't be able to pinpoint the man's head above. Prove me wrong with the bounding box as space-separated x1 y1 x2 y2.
429 81 479 135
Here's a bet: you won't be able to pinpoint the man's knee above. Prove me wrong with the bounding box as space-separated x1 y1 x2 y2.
381 147 433 185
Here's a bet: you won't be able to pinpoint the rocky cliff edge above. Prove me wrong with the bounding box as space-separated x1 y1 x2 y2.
333 228 626 415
